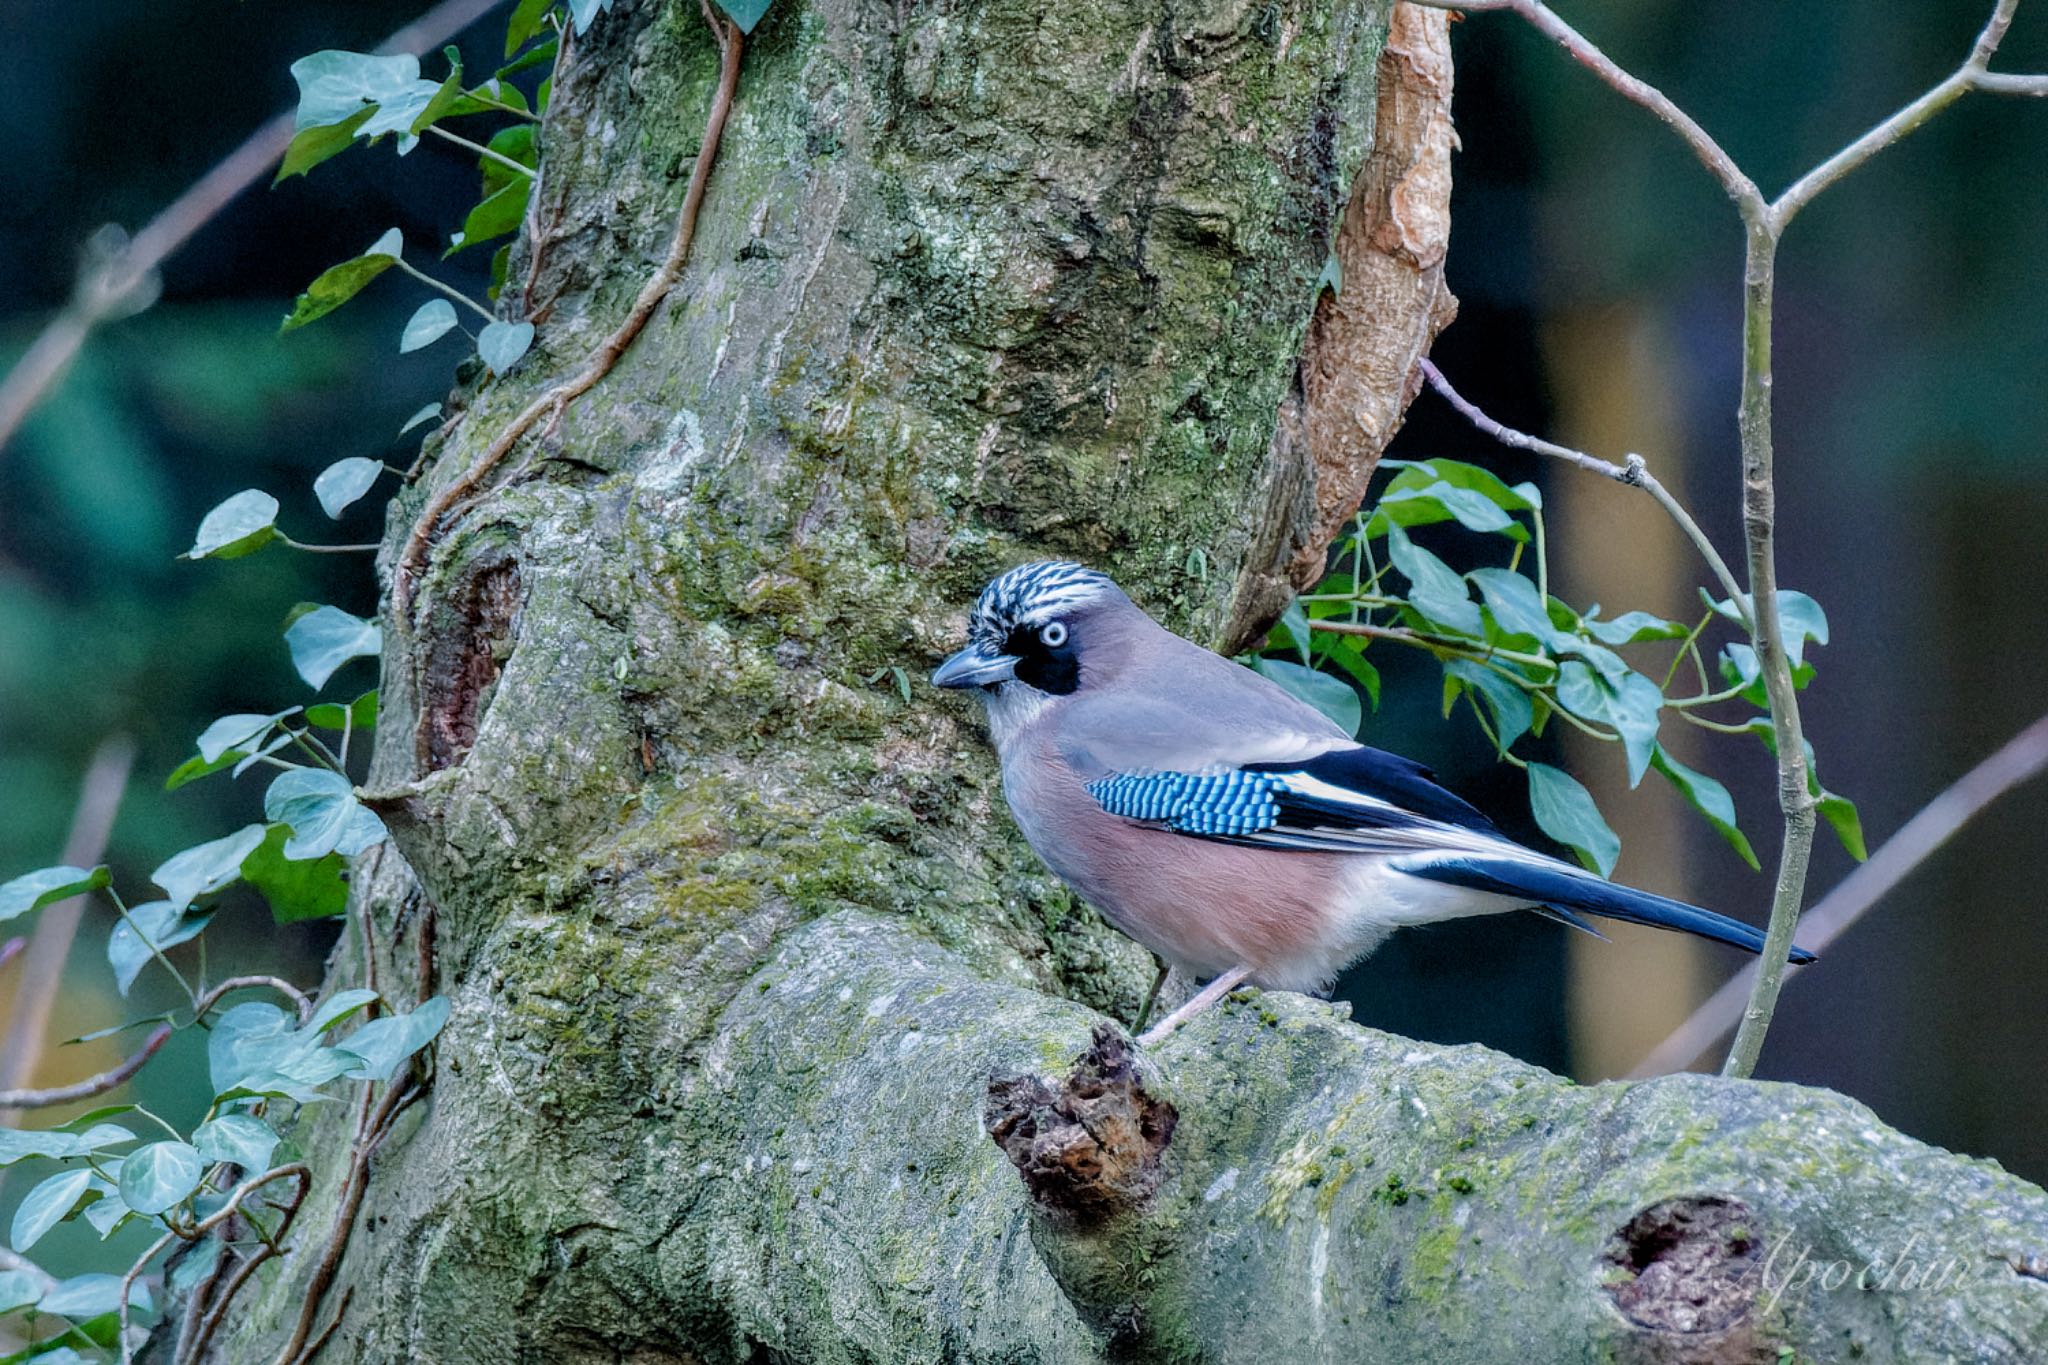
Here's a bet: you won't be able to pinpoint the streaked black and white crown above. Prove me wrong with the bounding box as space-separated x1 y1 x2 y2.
969 561 1119 643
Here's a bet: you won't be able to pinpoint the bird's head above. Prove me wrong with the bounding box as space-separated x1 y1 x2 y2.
932 560 1127 701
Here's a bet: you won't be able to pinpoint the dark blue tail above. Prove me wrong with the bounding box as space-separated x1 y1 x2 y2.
1408 856 1817 964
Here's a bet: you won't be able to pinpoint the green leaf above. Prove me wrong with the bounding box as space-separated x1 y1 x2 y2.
169 1235 224 1298
11 1169 93 1252
1708 589 1830 667
506 0 557 56
1319 638 1381 710
398 300 460 357
1314 251 1342 300
0 1124 133 1167
274 106 375 182
1468 567 1568 650
1526 763 1620 877
192 1115 278 1173
400 402 442 435
107 900 213 996
118 1141 202 1216
408 50 467 137
1380 480 1520 535
481 125 538 195
712 0 774 33
0 1267 41 1314
449 181 531 259
290 51 423 129
184 489 279 560
338 997 452 1081
239 824 350 923
152 825 266 910
315 457 385 518
1248 658 1360 738
569 0 615 34
489 243 514 302
285 605 382 690
309 989 382 1034
194 711 293 765
263 770 386 861
165 751 242 792
1273 599 1311 664
1384 524 1484 637
1444 658 1533 752
306 691 379 732
1650 746 1761 870
477 319 536 374
1581 610 1690 645
280 230 404 333
207 1002 294 1096
0 866 108 924
1819 789 1868 862
38 1273 151 1320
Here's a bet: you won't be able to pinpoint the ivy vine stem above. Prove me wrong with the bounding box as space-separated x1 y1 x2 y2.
423 124 536 179
388 258 497 325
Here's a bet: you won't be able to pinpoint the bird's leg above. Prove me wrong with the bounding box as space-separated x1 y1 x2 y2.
1130 957 1170 1036
1136 965 1252 1046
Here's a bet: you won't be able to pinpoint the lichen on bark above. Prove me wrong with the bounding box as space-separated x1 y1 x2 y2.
177 0 2048 1360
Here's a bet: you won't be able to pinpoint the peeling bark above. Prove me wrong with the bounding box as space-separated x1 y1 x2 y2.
173 0 2048 1361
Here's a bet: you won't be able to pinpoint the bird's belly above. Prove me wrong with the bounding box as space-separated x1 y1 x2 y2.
1004 762 1367 990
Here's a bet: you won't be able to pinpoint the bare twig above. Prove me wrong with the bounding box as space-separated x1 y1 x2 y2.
392 1 746 622
192 975 315 1027
1407 0 1764 221
0 737 135 1127
1773 0 2044 228
0 0 509 459
1631 712 2048 1077
0 1023 171 1110
1416 357 1750 622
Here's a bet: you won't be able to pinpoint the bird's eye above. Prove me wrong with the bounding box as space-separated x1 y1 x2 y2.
1039 621 1068 648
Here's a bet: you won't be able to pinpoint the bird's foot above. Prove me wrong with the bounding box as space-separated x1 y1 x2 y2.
1135 965 1252 1046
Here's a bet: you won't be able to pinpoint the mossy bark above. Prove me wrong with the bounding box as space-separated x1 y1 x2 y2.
184 0 2048 1360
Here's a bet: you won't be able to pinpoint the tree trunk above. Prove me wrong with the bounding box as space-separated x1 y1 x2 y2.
188 0 2048 1360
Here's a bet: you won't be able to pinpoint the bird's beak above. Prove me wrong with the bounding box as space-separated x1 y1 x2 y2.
932 646 1018 690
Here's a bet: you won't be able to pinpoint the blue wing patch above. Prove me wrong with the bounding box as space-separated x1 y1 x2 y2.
1084 771 1285 837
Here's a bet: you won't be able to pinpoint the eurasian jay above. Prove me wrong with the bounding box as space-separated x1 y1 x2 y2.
933 560 1814 1044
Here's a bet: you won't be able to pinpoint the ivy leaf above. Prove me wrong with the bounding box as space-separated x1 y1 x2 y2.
285 606 382 690
449 180 531 257
1819 790 1868 862
315 457 386 519
263 770 387 861
40 1272 152 1320
185 489 279 560
118 1141 202 1216
193 1115 279 1173
1379 480 1520 536
1443 658 1533 753
1708 589 1830 667
1526 763 1620 877
275 106 375 182
1468 567 1569 651
1581 610 1690 645
290 51 424 128
0 866 109 924
712 0 775 33
506 0 557 56
306 691 379 732
1384 523 1484 637
1273 599 1311 664
1249 658 1360 738
152 825 266 910
480 125 538 196
309 989 382 1034
11 1169 94 1252
477 319 535 374
395 302 460 360
0 1126 134 1171
280 229 404 333
0 1267 41 1313
400 402 443 435
407 49 468 137
569 0 616 34
194 711 293 765
240 823 351 923
107 900 213 996
1650 746 1761 870
337 997 452 1081
1319 637 1381 711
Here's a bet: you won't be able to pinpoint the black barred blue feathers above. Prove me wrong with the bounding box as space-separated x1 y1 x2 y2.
1085 771 1286 837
